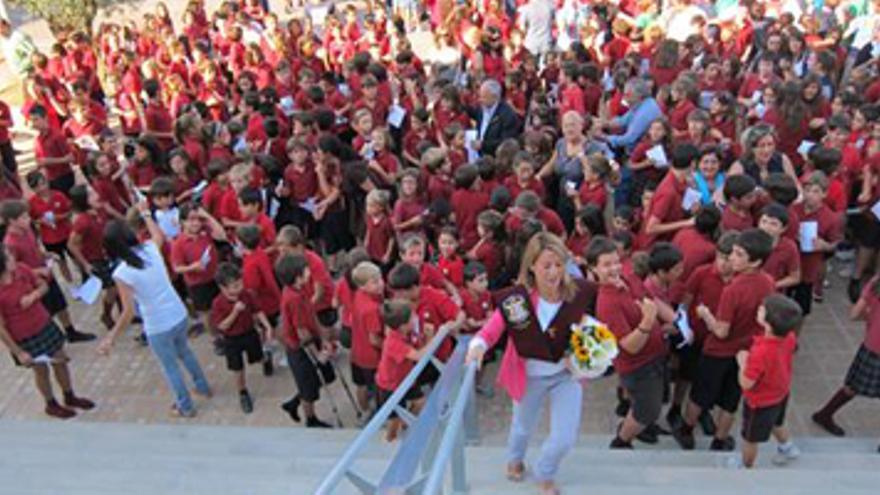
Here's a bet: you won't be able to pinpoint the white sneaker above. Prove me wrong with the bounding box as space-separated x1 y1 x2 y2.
772 443 801 466
723 455 744 469
838 264 854 278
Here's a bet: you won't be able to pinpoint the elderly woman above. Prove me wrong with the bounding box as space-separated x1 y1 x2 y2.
728 124 798 188
537 111 611 230
466 232 597 495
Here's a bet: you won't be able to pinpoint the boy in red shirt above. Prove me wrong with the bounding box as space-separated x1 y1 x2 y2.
437 227 465 288
735 293 802 468
237 224 281 375
364 189 394 270
142 79 175 150
67 185 118 329
757 204 801 291
643 144 699 246
238 187 276 248
0 249 94 419
171 204 227 355
450 165 490 250
276 253 332 428
29 105 75 193
25 170 74 282
1 200 93 343
720 175 758 232
350 261 385 417
375 299 427 441
210 263 274 414
792 172 842 313
674 229 776 451
275 226 337 330
459 262 495 396
671 205 721 277
400 234 461 305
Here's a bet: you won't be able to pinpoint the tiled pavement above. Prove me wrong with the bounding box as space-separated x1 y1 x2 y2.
2 260 878 445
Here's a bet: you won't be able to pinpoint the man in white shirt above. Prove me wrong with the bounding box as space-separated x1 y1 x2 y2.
517 0 554 57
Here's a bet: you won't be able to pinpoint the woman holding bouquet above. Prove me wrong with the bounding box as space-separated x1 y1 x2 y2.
465 232 597 495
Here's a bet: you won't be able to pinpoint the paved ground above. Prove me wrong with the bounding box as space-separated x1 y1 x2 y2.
1 257 878 445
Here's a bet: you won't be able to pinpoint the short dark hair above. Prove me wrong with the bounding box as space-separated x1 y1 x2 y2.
275 253 309 287
763 173 799 206
612 230 634 251
808 146 842 176
762 293 803 336
694 205 721 236
648 242 683 273
25 170 46 189
454 164 479 189
238 187 262 207
381 299 413 329
69 184 91 212
585 236 619 266
576 204 606 237
150 176 176 197
671 144 700 170
237 224 262 249
387 262 421 290
143 79 161 99
716 231 738 255
723 174 757 201
735 228 774 264
0 200 28 222
463 261 487 282
760 202 789 227
215 262 242 287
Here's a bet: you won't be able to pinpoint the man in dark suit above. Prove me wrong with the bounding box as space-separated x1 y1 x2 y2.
468 79 521 157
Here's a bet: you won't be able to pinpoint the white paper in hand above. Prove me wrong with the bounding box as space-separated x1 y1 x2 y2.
799 221 818 253
675 306 694 348
75 135 100 152
871 199 880 221
299 197 318 215
754 103 767 119
646 145 669 168
699 91 714 109
200 246 212 268
681 187 702 211
464 130 480 163
72 276 102 305
387 105 407 128
797 140 816 157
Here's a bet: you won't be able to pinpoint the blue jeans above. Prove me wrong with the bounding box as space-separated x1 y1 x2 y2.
147 318 211 414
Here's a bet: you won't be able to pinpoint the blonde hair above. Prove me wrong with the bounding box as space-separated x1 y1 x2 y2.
351 261 382 287
517 232 578 302
229 162 251 181
366 189 390 208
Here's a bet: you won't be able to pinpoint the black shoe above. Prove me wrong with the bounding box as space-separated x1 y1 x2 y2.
812 412 846 437
239 390 253 414
66 329 96 343
262 349 274 376
615 398 631 417
306 416 332 428
213 337 225 356
672 424 696 450
699 409 717 436
710 436 736 451
636 424 660 444
135 332 148 346
848 278 862 304
666 406 683 430
281 395 301 423
609 436 633 449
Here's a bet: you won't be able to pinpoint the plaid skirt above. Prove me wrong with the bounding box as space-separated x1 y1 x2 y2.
12 322 65 366
844 345 880 398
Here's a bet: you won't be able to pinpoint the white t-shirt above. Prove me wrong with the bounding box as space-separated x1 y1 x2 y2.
112 241 188 336
525 297 567 377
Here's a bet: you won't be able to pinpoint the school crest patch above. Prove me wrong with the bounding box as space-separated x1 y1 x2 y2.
500 293 531 330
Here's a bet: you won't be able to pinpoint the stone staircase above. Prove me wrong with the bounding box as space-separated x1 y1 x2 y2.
2 420 878 495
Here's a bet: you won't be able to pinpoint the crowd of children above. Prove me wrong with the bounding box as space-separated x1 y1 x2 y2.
0 0 878 476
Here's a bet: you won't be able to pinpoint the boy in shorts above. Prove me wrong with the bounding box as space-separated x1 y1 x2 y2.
350 261 385 418
276 253 332 428
375 298 427 442
210 263 274 414
674 229 776 451
734 293 802 468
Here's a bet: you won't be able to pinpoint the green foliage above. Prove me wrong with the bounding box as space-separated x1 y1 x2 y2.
9 0 102 36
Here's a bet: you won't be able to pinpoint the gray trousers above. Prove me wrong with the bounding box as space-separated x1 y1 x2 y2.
507 371 583 481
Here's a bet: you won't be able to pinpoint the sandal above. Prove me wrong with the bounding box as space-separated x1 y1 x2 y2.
506 462 526 482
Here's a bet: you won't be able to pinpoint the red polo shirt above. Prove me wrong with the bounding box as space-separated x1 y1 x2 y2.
437 255 464 287
34 128 73 181
144 101 174 150
28 191 72 245
417 285 460 360
597 282 668 376
684 263 727 345
671 227 716 276
5 227 46 270
375 329 417 392
646 171 688 245
793 202 843 285
350 289 384 369
577 180 608 210
210 290 258 337
71 212 107 262
451 189 490 250
721 206 755 232
460 289 492 334
0 267 51 342
242 247 281 317
280 285 320 350
365 213 394 262
704 270 775 357
762 237 800 285
171 232 217 287
303 249 334 310
742 332 797 408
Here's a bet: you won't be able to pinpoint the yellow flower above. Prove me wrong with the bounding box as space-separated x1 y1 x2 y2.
595 324 614 342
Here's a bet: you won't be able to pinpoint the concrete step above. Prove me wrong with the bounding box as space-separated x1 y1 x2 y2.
2 420 878 495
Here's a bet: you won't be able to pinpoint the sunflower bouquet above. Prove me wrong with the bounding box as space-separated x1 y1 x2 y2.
568 315 618 380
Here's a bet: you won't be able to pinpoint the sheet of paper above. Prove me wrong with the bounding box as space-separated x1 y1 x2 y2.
681 187 702 211
268 196 280 219
797 140 816 157
279 96 295 116
799 221 818 253
699 91 714 109
751 90 763 104
872 199 880 221
387 104 407 128
754 102 767 119
646 144 668 168
337 83 351 98
191 180 208 196
464 129 480 163
154 208 180 240
675 306 693 348
72 276 102 305
199 246 212 268
75 135 100 152
299 197 317 215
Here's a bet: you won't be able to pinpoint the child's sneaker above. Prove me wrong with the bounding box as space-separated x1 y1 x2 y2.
772 442 801 466
239 390 254 414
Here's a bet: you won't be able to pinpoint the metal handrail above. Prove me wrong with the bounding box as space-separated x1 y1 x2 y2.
424 361 478 495
314 325 453 495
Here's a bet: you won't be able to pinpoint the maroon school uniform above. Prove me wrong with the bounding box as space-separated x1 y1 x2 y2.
34 127 73 182
742 332 797 408
450 189 490 250
721 207 755 232
0 267 52 342
684 263 727 345
792 202 842 285
460 289 492 334
351 289 384 370
503 176 546 201
473 239 503 281
71 212 108 263
284 162 318 203
597 282 668 375
762 238 800 286
375 329 416 392
437 254 465 287
704 271 775 357
242 247 281 317
170 232 218 287
577 180 608 209
645 172 687 245
671 227 716 275
144 101 174 150
210 291 258 337
393 197 426 238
